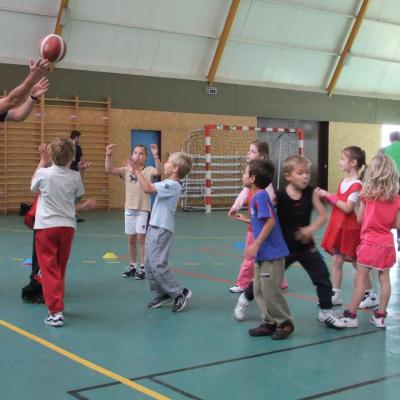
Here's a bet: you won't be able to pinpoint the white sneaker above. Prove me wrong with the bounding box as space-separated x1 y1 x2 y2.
359 293 379 309
228 285 245 293
370 311 386 328
44 312 64 327
331 290 343 306
338 310 358 328
234 293 250 321
318 310 346 329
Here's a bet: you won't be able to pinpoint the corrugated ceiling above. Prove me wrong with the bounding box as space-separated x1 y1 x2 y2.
1 0 400 99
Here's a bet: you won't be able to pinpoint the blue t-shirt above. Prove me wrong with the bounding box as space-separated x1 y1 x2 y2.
149 179 182 232
250 190 289 262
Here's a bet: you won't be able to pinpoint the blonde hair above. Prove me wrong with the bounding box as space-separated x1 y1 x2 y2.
283 155 311 175
169 152 193 179
360 155 399 201
50 138 75 166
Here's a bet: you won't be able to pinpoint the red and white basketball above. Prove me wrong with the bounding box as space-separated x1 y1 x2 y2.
38 34 67 63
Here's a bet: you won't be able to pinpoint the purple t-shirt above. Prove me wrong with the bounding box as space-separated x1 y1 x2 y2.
250 190 289 262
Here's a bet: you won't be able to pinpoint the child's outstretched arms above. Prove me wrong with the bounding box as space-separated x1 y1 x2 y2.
128 159 157 194
316 187 356 214
150 143 162 176
234 213 250 224
75 198 96 212
228 187 249 217
104 144 124 178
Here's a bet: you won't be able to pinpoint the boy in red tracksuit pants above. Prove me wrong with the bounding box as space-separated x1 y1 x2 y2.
31 139 89 327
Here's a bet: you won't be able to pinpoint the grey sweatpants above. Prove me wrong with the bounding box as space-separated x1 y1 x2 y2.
144 225 183 299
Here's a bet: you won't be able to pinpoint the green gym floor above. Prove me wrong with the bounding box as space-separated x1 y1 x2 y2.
1 211 400 400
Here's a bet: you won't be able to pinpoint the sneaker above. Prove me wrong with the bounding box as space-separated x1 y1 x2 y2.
359 292 379 309
22 293 44 304
338 309 358 328
318 310 346 329
370 310 387 328
172 288 192 312
271 321 294 340
234 293 250 321
228 285 245 293
44 312 64 327
123 264 137 278
331 290 343 306
248 324 276 336
134 266 145 280
147 294 172 308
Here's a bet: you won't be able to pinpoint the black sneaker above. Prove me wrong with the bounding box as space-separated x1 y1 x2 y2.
147 294 171 308
22 293 44 304
172 288 192 313
134 266 145 280
123 264 137 278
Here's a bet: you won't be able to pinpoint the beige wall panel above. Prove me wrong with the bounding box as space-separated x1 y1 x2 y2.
109 109 256 209
328 122 381 192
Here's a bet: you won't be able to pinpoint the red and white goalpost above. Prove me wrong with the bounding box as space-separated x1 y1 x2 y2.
182 124 304 213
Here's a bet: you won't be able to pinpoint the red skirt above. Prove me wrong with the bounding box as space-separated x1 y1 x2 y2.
357 243 396 270
321 224 360 262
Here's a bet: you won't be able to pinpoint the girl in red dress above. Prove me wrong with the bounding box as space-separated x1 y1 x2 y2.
333 155 400 328
316 146 376 307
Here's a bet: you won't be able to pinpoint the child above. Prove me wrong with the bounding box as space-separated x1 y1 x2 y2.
316 146 377 308
31 139 92 327
130 152 193 312
23 145 95 303
243 159 294 340
228 140 287 293
234 156 344 328
105 143 162 279
330 155 400 329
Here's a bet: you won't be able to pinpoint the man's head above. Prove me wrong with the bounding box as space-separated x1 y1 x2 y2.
389 131 400 143
70 130 81 143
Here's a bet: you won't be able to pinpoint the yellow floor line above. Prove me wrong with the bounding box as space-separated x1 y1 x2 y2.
0 319 170 400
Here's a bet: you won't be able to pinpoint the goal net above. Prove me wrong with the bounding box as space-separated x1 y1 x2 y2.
182 124 303 213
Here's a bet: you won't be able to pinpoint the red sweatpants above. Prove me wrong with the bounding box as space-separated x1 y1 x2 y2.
35 227 74 314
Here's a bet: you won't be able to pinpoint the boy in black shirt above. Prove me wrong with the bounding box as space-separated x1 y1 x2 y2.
234 155 345 329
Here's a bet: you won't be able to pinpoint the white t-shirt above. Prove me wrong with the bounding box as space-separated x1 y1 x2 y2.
340 178 361 203
31 165 85 229
149 179 182 232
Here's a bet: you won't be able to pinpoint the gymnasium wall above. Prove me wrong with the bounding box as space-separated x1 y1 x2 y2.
109 109 256 209
328 122 381 193
1 63 400 124
0 63 387 208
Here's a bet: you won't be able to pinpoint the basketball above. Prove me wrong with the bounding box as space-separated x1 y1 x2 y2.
38 34 67 63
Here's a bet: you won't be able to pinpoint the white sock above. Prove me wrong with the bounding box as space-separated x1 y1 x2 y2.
333 288 341 293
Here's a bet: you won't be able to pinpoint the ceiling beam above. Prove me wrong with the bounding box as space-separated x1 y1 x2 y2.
327 0 370 97
50 0 69 71
207 0 240 84
54 0 69 35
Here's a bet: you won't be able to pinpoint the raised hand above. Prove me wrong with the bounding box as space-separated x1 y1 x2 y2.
38 143 51 166
150 143 159 157
31 77 49 98
106 143 115 156
29 59 49 80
